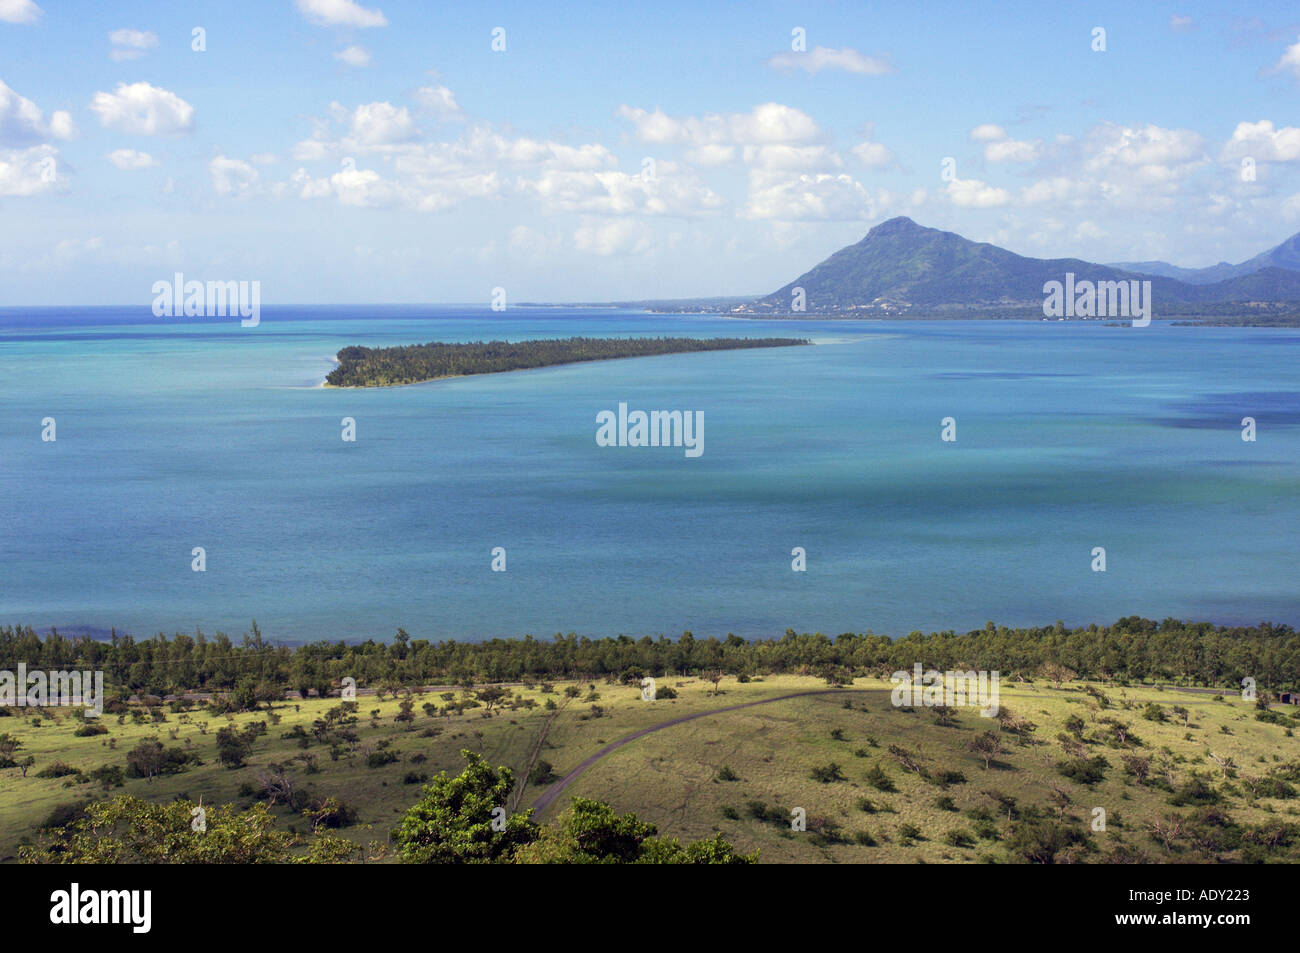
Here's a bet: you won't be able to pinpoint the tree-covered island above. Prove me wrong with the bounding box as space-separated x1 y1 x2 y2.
324 336 811 387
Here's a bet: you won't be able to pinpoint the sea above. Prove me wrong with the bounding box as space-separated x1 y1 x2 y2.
1 305 1296 643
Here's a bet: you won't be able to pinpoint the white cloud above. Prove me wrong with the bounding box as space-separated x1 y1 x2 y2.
0 144 58 195
210 155 258 196
296 0 386 28
851 141 893 166
985 138 1041 162
109 28 159 61
1274 35 1300 80
518 164 723 217
743 170 876 220
617 102 821 148
107 148 157 169
0 0 41 24
946 177 1011 208
48 110 74 139
90 82 195 135
1169 14 1196 33
334 45 371 67
413 85 463 120
0 80 73 144
348 101 418 146
969 124 1040 162
766 46 893 75
1221 120 1300 161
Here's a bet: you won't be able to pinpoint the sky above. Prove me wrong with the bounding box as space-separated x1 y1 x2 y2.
2 0 1300 305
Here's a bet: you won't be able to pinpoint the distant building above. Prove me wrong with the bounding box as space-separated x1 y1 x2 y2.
1279 691 1299 705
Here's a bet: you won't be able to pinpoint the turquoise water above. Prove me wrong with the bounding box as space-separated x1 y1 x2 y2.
1 306 1296 641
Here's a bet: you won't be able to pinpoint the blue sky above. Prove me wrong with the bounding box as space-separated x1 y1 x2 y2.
3 0 1300 304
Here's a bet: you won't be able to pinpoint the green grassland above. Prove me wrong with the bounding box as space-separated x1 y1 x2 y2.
1 674 1296 863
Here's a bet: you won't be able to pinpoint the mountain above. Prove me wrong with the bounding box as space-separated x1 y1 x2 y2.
1111 231 1300 285
746 217 1300 314
1105 260 1210 282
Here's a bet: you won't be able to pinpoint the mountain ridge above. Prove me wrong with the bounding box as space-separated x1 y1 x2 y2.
742 217 1300 316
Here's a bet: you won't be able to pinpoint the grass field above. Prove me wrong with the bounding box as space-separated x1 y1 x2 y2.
1 674 1296 863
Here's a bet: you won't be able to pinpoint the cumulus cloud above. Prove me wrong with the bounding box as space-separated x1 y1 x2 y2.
1273 35 1300 80
1221 119 1300 161
107 148 157 169
0 144 58 195
210 155 258 195
851 140 893 166
517 163 723 217
334 45 371 67
0 0 41 24
109 29 159 61
413 85 463 120
348 101 418 146
296 0 386 28
90 82 195 135
969 124 1041 162
617 102 821 148
766 46 893 75
0 80 74 144
743 170 876 220
946 177 1011 208
985 138 1041 162
969 124 1006 142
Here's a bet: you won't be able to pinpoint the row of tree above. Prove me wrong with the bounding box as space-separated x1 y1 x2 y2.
325 335 809 386
1 616 1295 700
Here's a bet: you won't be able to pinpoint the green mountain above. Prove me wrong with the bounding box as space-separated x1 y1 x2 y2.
746 217 1300 315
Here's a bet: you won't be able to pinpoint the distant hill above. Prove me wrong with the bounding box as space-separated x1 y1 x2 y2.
742 217 1300 316
1112 231 1300 285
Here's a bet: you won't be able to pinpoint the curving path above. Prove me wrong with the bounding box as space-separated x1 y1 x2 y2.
529 687 878 815
526 680 1250 816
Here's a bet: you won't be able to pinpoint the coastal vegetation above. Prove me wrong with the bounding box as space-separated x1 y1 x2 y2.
2 618 1293 700
324 336 810 387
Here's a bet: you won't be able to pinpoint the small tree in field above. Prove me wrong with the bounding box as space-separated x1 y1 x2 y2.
969 730 1005 770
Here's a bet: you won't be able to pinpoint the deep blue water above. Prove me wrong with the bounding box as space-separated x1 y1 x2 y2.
1 305 1296 642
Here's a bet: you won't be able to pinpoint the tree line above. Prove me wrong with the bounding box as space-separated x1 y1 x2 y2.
325 336 810 387
1 616 1296 701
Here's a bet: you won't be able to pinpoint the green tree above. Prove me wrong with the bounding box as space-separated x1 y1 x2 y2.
392 750 536 863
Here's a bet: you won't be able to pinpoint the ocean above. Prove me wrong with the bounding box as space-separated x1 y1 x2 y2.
1 305 1296 642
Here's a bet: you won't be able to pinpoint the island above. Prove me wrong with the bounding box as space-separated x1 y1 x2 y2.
324 336 811 387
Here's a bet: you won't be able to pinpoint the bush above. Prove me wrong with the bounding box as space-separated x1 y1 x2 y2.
865 764 896 792
1057 756 1109 785
810 762 846 783
944 829 976 848
527 760 557 786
